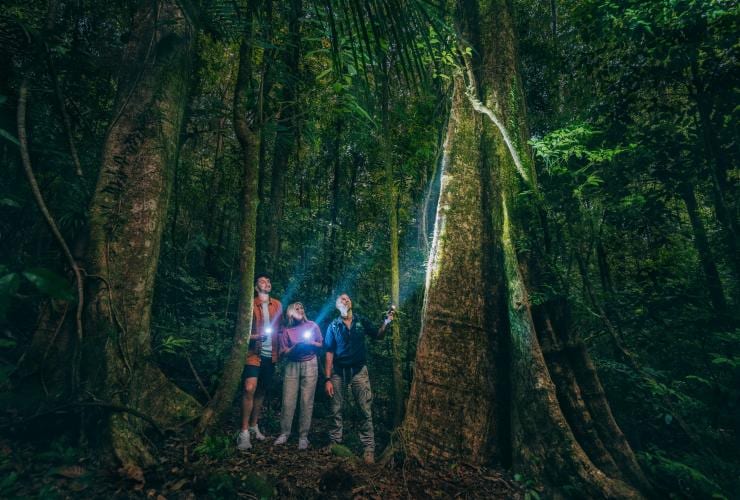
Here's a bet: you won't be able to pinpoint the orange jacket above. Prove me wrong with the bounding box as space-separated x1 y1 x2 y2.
246 296 282 365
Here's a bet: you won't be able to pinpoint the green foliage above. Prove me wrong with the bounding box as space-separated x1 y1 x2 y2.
241 472 276 499
638 450 727 499
1 0 736 495
0 271 21 321
206 472 236 499
0 472 19 498
513 473 541 500
195 434 235 460
155 335 193 355
515 0 739 493
22 269 74 301
329 443 354 457
530 124 632 200
36 438 80 465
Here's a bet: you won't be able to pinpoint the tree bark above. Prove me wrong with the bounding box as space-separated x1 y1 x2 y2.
402 76 498 464
197 0 261 434
380 66 404 427
83 0 200 467
402 0 648 496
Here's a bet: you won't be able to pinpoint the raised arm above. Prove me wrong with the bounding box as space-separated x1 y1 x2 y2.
371 309 394 340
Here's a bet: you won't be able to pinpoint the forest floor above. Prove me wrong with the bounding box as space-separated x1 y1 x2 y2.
2 406 526 499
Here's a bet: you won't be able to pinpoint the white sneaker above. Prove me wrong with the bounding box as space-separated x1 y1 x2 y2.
249 425 266 441
274 434 288 445
298 438 309 450
237 430 252 451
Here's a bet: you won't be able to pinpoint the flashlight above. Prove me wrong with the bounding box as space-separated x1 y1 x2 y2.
384 305 396 326
265 326 273 334
302 330 312 341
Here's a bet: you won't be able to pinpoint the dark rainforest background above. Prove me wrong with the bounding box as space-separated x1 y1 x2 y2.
0 0 738 498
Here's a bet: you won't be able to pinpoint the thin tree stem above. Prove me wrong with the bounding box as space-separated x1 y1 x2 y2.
17 79 85 390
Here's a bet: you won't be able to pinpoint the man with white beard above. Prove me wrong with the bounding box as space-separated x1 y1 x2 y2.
323 293 394 464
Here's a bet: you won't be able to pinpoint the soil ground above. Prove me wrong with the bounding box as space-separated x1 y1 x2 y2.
1 401 526 499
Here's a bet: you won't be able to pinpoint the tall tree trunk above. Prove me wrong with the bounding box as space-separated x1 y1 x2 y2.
689 62 739 289
326 117 343 292
402 76 498 464
402 0 648 496
381 68 404 427
83 0 199 467
255 0 275 273
678 182 728 318
197 0 260 433
266 0 301 275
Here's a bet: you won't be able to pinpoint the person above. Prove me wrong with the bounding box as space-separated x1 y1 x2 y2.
274 302 322 450
237 273 282 451
323 293 394 464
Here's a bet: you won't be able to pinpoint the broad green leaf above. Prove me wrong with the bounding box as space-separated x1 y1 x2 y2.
0 198 20 208
0 273 20 321
23 268 75 301
0 129 19 147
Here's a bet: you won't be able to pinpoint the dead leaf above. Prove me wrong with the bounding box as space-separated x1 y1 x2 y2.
118 464 145 483
169 478 188 491
53 465 88 478
69 482 89 492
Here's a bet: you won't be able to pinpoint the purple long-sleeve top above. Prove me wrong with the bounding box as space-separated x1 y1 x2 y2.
279 320 323 362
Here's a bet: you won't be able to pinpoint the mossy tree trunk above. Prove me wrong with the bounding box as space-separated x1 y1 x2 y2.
83 0 200 467
197 0 261 434
402 0 650 496
380 66 404 427
402 69 499 464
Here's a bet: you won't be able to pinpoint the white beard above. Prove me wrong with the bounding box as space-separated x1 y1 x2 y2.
337 305 349 317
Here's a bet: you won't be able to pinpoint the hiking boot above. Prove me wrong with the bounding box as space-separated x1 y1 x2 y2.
237 430 252 451
363 449 375 464
298 438 309 450
249 425 266 441
274 434 288 446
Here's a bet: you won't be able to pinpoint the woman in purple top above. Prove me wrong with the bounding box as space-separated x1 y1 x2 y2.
274 302 322 449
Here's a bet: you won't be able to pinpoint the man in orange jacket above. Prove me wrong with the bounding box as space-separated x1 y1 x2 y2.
237 273 282 451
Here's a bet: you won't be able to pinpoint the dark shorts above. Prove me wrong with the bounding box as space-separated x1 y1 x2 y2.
241 356 275 391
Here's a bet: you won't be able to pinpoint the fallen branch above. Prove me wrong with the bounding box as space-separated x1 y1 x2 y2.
186 353 212 401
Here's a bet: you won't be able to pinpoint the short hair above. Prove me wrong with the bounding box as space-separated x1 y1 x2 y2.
335 292 351 308
254 273 271 286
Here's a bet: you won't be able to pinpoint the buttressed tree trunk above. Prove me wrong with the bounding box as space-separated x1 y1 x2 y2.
403 0 649 496
83 0 199 467
402 61 498 464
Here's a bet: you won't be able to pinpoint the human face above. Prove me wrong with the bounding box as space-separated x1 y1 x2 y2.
336 294 352 315
255 276 272 295
289 303 305 321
